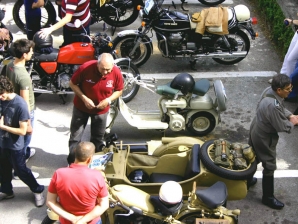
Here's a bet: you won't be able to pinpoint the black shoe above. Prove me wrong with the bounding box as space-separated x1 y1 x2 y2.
247 177 257 189
262 196 284 209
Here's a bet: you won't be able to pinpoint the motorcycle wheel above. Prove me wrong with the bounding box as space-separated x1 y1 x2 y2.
113 35 152 67
13 0 57 33
116 60 140 103
41 216 58 224
213 80 227 112
101 0 141 27
198 0 225 6
186 112 216 136
212 30 250 65
199 140 258 180
178 212 237 224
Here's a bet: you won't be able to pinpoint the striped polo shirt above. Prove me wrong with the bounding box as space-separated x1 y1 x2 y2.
61 0 91 30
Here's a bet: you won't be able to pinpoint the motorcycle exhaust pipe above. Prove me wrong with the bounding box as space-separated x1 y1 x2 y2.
34 88 74 95
175 51 248 58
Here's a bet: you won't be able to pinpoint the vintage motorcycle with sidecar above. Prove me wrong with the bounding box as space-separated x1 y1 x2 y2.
42 134 256 223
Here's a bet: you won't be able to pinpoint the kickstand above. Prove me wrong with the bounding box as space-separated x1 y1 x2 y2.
111 24 117 36
59 95 66 104
110 12 120 36
190 60 197 71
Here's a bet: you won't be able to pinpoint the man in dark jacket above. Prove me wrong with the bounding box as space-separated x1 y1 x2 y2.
249 74 298 209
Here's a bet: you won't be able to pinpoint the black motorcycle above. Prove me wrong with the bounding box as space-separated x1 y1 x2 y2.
112 0 258 68
13 0 143 32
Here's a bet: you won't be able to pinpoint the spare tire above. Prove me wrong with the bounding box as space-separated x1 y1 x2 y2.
199 140 257 180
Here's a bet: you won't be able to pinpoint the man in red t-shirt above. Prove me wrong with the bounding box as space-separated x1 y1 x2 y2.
68 53 123 163
47 141 109 224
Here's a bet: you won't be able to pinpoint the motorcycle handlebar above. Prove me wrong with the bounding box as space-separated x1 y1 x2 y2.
72 33 92 43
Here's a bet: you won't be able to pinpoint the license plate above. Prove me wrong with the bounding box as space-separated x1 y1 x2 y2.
144 0 154 15
195 219 230 224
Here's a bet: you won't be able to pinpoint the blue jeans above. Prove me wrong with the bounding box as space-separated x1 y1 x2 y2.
25 14 41 40
24 110 35 159
0 148 44 194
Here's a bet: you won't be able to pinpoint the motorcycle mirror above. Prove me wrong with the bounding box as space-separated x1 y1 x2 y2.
74 19 82 28
171 1 176 9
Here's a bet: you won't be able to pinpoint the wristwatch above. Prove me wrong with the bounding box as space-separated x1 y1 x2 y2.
106 98 111 105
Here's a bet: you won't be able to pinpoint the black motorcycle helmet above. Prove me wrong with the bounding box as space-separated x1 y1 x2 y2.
170 73 195 95
33 32 53 54
128 169 149 183
33 32 53 48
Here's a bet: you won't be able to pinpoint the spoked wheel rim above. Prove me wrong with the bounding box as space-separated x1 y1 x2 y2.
115 37 149 65
102 0 138 27
14 2 51 31
119 67 140 102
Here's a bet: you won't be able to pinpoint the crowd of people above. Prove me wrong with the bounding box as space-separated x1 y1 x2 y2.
0 0 123 222
0 0 298 222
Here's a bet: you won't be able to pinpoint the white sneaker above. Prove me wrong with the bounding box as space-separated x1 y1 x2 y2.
13 171 39 180
34 192 45 207
26 148 36 163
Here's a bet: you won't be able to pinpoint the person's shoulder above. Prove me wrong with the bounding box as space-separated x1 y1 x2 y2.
14 95 27 107
81 60 97 69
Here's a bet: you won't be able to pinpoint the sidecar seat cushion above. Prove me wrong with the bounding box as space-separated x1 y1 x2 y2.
184 144 200 179
149 173 184 183
149 144 201 183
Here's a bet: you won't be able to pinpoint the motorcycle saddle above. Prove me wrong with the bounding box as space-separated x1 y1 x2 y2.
156 82 179 97
195 181 227 209
192 79 210 96
169 11 189 21
34 48 59 62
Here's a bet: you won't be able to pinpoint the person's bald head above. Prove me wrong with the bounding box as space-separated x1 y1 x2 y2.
75 142 95 162
97 53 114 76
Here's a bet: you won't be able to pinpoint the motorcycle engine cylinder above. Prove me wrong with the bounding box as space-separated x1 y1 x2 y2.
187 42 196 50
59 73 71 89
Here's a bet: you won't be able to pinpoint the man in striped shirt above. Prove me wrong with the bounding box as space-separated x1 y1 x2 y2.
39 0 91 46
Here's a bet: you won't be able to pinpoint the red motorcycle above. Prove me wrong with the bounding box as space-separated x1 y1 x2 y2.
0 31 140 103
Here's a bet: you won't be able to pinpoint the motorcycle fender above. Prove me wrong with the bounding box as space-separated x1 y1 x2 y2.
117 30 139 37
233 26 256 39
116 30 153 53
186 109 219 125
114 57 130 64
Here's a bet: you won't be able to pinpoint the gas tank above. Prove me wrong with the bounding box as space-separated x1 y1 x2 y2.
154 11 191 32
57 43 95 64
